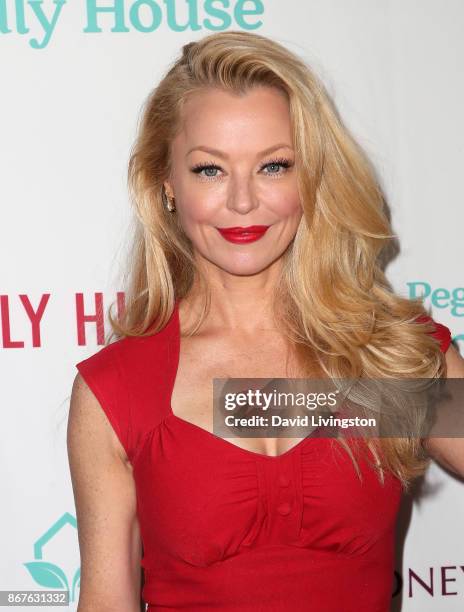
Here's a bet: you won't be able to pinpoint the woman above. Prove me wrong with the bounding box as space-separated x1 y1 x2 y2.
67 31 464 611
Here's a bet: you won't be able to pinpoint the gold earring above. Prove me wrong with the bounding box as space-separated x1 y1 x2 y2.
163 190 176 212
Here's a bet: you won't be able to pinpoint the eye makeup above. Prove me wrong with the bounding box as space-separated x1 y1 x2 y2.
190 157 294 180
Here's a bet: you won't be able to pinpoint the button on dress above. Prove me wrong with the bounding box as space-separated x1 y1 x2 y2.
75 302 451 611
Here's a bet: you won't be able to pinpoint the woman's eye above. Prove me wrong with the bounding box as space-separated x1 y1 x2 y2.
191 159 293 180
191 164 222 179
264 163 282 174
261 160 293 175
202 166 220 177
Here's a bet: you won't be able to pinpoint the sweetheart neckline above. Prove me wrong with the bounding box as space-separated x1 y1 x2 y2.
167 410 319 460
168 299 325 461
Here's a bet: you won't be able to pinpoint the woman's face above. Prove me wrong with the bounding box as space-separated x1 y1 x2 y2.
164 85 302 276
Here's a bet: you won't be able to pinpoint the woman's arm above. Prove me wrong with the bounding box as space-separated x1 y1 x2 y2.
422 344 464 478
67 373 143 612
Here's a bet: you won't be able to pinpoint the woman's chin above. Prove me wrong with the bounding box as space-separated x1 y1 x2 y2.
210 256 280 277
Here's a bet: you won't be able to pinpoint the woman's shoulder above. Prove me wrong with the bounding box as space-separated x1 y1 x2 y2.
74 308 179 463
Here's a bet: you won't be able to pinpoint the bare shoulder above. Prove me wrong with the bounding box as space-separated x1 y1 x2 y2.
67 373 142 611
68 371 128 464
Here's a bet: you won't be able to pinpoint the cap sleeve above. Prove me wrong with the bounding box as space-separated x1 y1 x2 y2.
75 341 132 461
415 314 452 353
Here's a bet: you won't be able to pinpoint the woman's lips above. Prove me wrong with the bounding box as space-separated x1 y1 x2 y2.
216 225 270 244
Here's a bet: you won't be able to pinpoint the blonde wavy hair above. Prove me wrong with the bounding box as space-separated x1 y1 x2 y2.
108 30 446 489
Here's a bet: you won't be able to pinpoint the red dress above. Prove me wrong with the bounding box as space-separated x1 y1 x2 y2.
75 302 452 611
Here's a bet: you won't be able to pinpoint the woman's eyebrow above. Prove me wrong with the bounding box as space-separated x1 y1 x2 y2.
185 143 294 159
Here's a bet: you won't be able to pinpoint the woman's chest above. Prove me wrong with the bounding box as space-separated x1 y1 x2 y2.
170 331 322 457
133 420 403 568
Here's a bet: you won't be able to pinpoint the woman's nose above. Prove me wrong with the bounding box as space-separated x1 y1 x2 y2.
226 182 259 215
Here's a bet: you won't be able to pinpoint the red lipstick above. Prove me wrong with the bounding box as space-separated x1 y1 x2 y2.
216 225 270 244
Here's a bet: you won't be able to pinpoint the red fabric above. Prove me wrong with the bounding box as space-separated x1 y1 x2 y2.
75 304 451 611
414 314 452 353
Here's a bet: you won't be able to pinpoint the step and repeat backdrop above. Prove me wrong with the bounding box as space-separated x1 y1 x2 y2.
1 1 463 610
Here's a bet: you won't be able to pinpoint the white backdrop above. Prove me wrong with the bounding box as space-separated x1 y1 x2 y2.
1 1 463 610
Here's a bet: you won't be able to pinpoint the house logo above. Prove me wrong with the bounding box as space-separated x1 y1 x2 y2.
23 512 80 603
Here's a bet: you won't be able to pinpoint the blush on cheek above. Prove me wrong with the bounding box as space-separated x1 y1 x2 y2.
276 202 303 225
181 195 220 222
265 188 301 216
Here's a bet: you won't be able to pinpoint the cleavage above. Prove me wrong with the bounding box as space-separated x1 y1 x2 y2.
170 330 309 457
